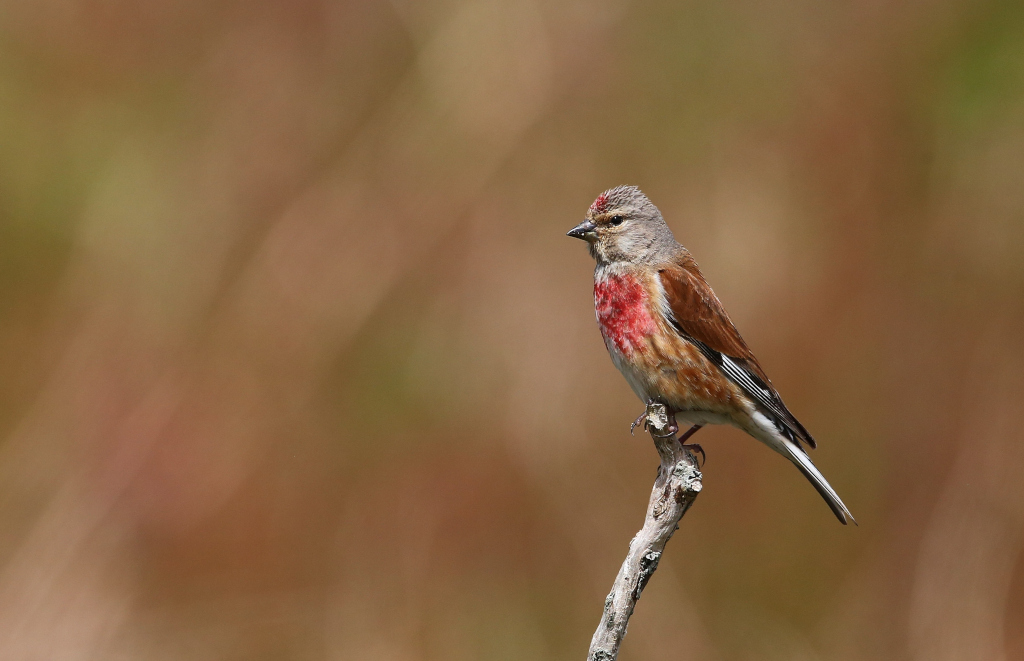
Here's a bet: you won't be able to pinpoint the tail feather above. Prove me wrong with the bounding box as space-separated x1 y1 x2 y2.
747 411 856 525
782 440 856 525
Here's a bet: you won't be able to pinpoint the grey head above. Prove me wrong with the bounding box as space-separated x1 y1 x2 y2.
566 185 678 265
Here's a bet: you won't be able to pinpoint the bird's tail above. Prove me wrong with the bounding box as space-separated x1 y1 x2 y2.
781 438 856 525
748 413 856 525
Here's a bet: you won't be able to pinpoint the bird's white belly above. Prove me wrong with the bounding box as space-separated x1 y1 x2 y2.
605 339 652 403
675 409 736 428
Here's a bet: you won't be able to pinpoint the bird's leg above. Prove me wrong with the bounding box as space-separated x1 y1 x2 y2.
677 424 701 443
677 424 705 466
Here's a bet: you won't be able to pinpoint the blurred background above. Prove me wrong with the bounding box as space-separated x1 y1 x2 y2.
0 0 1022 659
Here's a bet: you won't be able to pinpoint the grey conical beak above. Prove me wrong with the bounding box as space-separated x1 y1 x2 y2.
567 220 596 240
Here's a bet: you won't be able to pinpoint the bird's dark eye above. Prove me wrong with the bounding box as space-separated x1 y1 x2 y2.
610 215 624 226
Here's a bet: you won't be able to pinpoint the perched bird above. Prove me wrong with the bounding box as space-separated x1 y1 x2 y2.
567 185 855 524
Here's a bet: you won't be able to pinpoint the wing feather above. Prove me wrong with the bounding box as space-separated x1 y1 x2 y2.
658 256 816 450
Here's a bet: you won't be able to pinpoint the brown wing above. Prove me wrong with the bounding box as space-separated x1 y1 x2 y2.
657 256 766 379
658 255 817 449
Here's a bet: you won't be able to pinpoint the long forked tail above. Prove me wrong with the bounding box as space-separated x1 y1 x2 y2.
781 438 856 525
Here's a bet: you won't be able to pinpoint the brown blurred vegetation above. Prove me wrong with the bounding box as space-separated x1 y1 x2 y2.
0 0 1022 659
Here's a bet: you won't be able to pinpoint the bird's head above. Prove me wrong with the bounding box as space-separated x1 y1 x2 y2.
567 185 673 265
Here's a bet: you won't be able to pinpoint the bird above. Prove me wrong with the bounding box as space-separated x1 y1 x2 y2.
567 185 855 524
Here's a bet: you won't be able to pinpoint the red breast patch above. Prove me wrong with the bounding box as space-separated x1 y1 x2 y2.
595 273 656 355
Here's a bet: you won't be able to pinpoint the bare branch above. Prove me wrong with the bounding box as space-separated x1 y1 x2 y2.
587 402 703 661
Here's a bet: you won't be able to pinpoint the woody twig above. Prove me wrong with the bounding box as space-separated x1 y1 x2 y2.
587 401 703 661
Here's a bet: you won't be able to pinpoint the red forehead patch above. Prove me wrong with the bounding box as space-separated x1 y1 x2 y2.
590 193 609 213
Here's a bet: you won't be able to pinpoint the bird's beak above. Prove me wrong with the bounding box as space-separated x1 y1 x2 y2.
566 219 596 241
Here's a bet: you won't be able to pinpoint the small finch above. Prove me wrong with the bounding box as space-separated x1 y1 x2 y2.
568 185 854 524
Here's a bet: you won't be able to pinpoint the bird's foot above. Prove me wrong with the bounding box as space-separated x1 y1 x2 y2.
630 409 648 436
681 443 705 467
676 424 705 466
650 409 679 438
631 399 661 435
